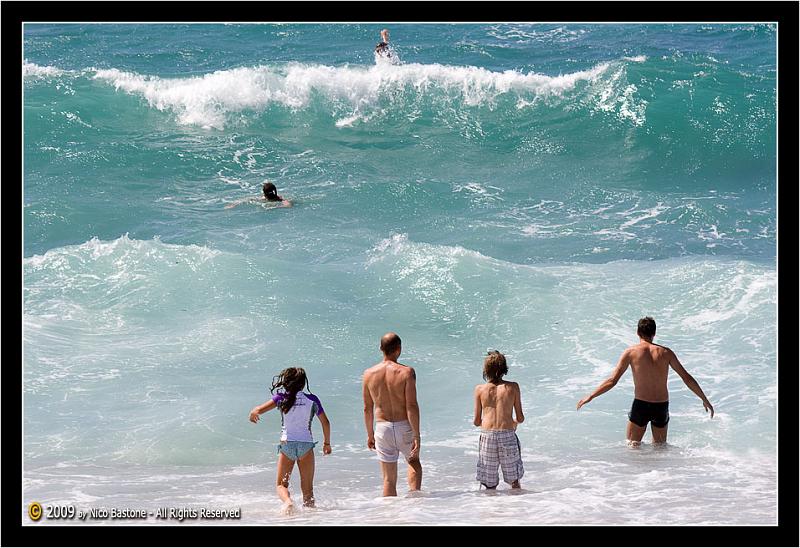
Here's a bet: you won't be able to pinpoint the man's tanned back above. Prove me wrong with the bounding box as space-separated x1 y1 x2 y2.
627 342 671 402
364 361 414 422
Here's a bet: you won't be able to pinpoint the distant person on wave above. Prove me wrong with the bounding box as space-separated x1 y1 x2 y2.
576 317 714 447
473 351 525 490
362 332 423 496
225 181 292 209
375 28 391 57
249 367 332 515
374 28 399 64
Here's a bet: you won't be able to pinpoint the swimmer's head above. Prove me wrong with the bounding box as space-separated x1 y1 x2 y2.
380 332 402 358
483 351 508 384
263 182 280 201
637 316 656 340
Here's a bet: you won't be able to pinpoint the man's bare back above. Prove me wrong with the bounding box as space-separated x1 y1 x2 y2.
363 360 415 422
626 341 672 402
473 381 522 431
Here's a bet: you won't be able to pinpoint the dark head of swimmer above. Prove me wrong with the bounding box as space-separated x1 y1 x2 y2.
263 182 283 202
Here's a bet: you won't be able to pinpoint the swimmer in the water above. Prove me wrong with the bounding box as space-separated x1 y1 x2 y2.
225 181 293 209
375 28 392 58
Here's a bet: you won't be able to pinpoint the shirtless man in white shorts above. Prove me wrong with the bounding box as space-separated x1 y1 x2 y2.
362 332 422 496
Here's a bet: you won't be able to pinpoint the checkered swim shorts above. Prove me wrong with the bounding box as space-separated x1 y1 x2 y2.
476 430 524 488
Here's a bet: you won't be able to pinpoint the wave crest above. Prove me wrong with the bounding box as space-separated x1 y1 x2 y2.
88 60 643 129
23 61 69 78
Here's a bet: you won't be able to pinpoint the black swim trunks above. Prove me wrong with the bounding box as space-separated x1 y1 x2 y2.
628 399 669 428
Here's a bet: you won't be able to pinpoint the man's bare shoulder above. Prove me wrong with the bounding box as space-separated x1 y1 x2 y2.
363 363 384 377
396 363 416 379
643 342 672 356
656 345 675 360
627 342 673 363
625 344 646 358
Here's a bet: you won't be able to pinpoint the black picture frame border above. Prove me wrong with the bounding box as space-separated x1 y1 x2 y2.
5 2 797 546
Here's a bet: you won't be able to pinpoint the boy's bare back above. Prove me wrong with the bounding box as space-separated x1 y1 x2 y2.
474 381 522 431
364 360 415 422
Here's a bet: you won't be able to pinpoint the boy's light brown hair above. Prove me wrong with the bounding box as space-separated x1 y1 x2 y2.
483 351 508 384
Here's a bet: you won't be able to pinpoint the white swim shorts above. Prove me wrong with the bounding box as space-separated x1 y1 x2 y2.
374 420 415 463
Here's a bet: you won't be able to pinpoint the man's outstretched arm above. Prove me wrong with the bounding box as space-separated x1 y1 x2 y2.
577 349 630 410
667 349 714 418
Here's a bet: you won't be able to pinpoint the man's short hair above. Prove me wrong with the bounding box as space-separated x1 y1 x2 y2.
483 351 508 383
637 316 657 339
380 332 401 355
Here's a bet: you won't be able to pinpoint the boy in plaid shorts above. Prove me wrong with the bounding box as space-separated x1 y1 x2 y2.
473 351 525 489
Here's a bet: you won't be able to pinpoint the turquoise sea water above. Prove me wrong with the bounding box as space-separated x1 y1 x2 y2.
23 23 776 525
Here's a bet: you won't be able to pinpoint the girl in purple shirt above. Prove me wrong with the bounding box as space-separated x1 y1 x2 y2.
249 367 331 514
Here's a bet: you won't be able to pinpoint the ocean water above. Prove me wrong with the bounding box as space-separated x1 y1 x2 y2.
23 23 777 526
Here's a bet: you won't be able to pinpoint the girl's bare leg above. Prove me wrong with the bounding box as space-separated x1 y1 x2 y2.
297 449 316 507
276 452 296 513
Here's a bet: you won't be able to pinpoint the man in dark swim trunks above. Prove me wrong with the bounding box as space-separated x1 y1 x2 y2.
576 317 714 446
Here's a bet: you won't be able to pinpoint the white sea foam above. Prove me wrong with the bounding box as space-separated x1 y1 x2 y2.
488 25 588 44
367 234 469 311
92 66 279 129
25 58 646 128
334 113 363 127
62 111 93 128
591 65 648 126
698 224 725 242
618 203 670 229
23 440 776 525
373 46 401 65
90 61 621 129
681 270 776 330
451 182 505 205
23 61 69 78
24 234 220 271
367 233 490 266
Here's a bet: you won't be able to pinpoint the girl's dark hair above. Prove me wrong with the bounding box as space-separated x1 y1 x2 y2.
483 351 508 384
270 367 310 413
